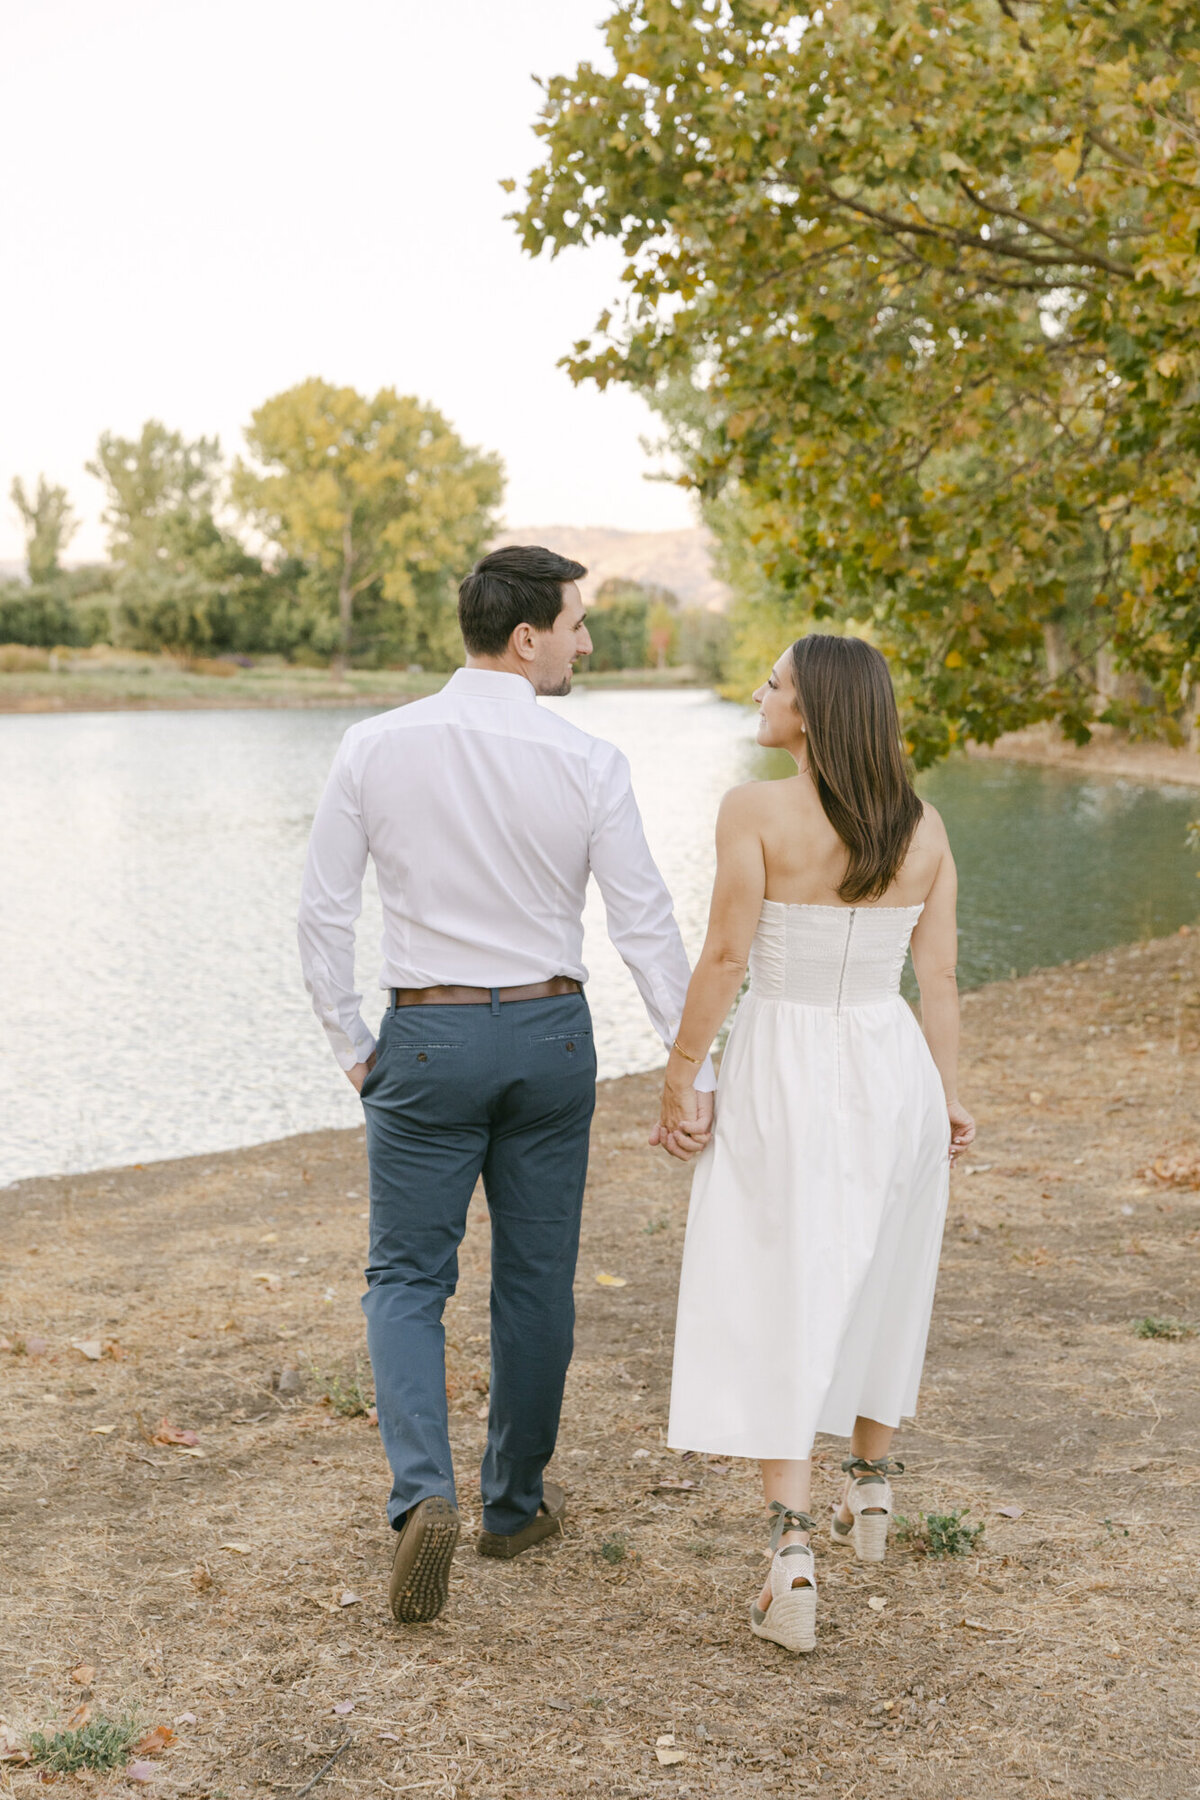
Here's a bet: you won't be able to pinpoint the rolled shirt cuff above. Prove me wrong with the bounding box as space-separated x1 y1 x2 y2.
694 1055 717 1094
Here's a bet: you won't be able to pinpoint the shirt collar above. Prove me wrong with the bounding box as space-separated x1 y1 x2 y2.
446 666 537 703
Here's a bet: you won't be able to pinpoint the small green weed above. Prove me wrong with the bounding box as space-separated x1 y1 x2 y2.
29 1715 139 1773
312 1359 373 1418
896 1508 984 1559
599 1533 628 1565
1133 1315 1194 1341
643 1217 668 1235
686 1538 721 1562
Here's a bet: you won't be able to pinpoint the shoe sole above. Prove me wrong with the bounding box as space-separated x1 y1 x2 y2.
390 1499 460 1624
852 1512 890 1563
750 1588 817 1654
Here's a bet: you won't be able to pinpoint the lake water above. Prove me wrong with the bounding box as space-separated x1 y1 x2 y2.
1 693 1197 1184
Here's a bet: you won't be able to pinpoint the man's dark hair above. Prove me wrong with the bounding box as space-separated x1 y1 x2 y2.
458 545 588 656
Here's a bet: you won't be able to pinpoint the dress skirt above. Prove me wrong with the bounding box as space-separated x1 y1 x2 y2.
667 989 951 1462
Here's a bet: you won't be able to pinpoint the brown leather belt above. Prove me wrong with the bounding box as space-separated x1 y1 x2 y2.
391 976 582 1007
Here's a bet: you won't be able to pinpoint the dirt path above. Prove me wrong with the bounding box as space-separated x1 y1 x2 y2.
2 932 1199 1798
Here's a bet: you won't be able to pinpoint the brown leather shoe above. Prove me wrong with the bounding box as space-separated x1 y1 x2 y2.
476 1481 567 1559
388 1495 460 1623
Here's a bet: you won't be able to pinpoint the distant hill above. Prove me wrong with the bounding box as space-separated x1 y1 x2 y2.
490 525 730 613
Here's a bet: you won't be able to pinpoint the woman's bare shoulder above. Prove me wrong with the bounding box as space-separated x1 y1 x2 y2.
719 777 798 818
914 799 950 848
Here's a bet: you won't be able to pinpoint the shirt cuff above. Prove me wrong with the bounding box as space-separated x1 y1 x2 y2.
331 1028 377 1072
693 1055 717 1093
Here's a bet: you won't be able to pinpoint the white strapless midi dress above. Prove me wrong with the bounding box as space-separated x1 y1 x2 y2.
668 902 951 1461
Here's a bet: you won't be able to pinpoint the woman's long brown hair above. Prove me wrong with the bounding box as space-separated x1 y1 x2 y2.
790 634 923 903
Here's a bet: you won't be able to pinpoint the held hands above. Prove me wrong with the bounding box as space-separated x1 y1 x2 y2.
947 1099 975 1163
650 1079 714 1162
346 1050 377 1094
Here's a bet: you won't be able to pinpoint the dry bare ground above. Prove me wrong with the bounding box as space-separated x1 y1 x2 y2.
2 932 1199 1799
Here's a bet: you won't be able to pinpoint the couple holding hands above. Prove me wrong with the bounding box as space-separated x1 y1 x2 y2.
298 545 973 1655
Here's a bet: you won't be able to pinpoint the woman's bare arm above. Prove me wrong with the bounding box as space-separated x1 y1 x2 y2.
654 787 767 1155
908 815 976 1159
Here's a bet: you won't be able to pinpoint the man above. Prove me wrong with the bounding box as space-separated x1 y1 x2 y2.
298 544 714 1625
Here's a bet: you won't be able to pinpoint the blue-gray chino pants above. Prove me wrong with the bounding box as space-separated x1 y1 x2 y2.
360 991 596 1537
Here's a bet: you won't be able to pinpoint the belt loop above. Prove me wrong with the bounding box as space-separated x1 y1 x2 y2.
490 987 501 1015
390 988 398 1014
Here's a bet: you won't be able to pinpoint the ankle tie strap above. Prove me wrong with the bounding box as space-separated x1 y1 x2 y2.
842 1455 905 1484
768 1501 817 1552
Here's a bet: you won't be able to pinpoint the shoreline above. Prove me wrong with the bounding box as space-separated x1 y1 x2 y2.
5 666 1200 792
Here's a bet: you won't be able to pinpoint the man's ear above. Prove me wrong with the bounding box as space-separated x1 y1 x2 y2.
510 622 538 663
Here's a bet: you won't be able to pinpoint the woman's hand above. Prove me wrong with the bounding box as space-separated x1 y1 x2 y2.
947 1099 975 1163
650 1079 714 1162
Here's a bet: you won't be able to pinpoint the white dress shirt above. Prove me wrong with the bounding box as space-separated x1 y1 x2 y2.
298 667 715 1088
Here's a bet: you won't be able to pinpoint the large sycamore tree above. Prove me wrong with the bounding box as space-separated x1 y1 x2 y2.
236 380 503 670
513 0 1200 761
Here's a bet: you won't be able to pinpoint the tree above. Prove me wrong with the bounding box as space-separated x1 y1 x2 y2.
10 475 78 584
235 380 504 671
87 421 222 567
512 0 1200 762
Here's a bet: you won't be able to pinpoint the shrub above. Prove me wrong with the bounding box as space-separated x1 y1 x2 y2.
896 1508 984 1558
29 1715 140 1773
1133 1315 1194 1340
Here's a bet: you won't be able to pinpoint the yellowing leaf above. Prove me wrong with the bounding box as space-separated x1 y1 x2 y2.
943 650 963 669
219 1542 253 1554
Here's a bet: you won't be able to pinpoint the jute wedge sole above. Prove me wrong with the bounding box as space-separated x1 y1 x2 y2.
750 1581 817 1654
389 1496 460 1624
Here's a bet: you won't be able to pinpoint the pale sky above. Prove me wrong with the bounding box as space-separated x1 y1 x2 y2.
0 0 696 565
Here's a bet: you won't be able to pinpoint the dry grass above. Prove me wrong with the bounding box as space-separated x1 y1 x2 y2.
2 931 1199 1798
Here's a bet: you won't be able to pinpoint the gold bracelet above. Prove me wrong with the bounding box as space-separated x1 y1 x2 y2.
671 1038 702 1065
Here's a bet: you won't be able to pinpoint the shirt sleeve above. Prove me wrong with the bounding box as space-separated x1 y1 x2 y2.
587 747 716 1092
297 735 377 1072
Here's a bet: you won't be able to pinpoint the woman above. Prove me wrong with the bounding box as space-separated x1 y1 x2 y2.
656 635 974 1655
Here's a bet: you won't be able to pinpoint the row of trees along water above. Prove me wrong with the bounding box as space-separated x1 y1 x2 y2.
3 382 502 672
3 380 729 680
510 0 1200 761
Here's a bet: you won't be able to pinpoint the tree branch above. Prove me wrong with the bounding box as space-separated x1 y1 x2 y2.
956 179 1137 276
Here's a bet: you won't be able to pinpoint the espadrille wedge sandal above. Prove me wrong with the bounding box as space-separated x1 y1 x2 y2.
829 1456 904 1564
750 1503 818 1655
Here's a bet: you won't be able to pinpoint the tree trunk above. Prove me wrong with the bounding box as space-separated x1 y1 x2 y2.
1042 620 1067 681
332 518 354 679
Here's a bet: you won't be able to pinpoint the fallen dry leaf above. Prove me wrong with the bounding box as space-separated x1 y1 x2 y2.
595 1271 627 1287
66 1703 92 1729
173 1446 206 1459
0 1723 29 1764
1145 1149 1200 1190
651 1477 698 1493
959 1617 989 1631
24 1336 49 1357
70 1663 95 1686
655 1734 687 1766
867 1596 887 1612
132 1726 176 1756
252 1271 282 1292
332 1699 356 1716
125 1761 158 1782
152 1419 200 1448
339 1590 362 1608
191 1566 213 1592
173 1712 197 1726
90 1425 117 1436
218 1542 252 1555
997 1505 1025 1520
70 1338 103 1361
